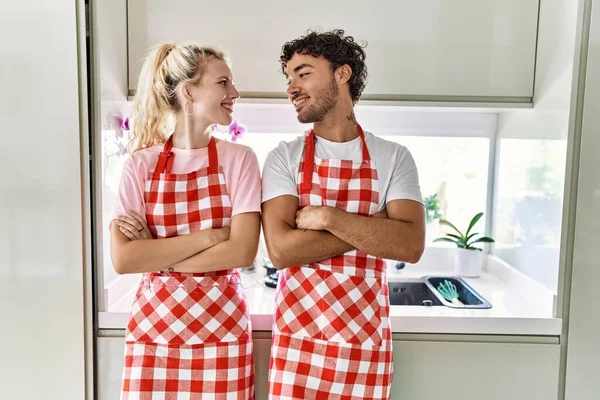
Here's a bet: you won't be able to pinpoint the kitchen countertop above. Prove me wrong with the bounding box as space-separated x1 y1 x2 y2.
99 249 562 336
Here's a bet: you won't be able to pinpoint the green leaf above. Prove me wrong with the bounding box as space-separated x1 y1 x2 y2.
433 238 461 246
464 246 484 251
465 212 484 237
446 233 469 246
439 219 463 236
465 232 478 242
469 236 495 245
467 236 495 248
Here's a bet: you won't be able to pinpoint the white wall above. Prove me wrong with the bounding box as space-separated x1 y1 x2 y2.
564 1 600 398
492 0 578 291
0 2 88 399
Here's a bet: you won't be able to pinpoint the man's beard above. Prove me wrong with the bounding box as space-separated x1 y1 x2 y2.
297 76 339 123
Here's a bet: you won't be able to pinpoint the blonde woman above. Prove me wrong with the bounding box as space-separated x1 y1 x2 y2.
110 43 260 399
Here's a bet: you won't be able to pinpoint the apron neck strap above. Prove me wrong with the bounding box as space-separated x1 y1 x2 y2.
207 137 219 171
300 125 370 194
154 135 175 174
300 131 317 193
153 135 219 174
357 124 371 161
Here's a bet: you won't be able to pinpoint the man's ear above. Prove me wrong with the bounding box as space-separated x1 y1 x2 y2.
336 64 353 85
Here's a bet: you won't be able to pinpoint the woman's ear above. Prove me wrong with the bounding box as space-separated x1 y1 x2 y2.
180 83 195 103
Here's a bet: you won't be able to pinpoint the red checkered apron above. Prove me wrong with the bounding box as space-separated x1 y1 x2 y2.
121 136 255 399
268 126 393 400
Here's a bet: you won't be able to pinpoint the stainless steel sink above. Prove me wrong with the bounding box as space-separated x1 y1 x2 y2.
388 280 443 306
388 277 492 308
424 276 492 309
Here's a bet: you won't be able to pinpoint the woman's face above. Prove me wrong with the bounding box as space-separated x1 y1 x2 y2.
186 59 240 127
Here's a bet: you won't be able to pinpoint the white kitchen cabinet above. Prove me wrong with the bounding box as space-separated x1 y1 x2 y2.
98 334 560 399
391 339 560 399
97 337 125 400
127 0 539 103
252 333 273 399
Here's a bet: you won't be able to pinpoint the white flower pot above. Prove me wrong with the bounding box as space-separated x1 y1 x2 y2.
454 248 485 277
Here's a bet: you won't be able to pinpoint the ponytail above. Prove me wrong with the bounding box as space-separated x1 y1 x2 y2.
128 43 229 153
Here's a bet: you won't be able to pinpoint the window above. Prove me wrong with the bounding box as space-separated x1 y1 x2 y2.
380 136 490 245
96 105 495 321
492 138 566 292
98 110 136 313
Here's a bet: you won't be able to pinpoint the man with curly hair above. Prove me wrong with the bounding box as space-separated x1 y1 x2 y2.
261 29 426 399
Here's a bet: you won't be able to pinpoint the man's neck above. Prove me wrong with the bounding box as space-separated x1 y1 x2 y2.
312 103 359 143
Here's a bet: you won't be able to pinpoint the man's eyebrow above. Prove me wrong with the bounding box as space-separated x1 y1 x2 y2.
292 63 314 73
285 63 314 80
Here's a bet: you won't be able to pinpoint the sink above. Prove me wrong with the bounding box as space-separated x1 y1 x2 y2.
424 276 492 309
388 281 443 306
388 277 492 309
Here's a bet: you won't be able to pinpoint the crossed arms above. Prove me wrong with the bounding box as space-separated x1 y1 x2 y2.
261 195 425 270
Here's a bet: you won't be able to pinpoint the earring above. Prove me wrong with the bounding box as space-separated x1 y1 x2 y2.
184 101 197 116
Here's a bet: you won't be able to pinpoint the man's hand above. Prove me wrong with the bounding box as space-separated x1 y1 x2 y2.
261 196 354 269
295 206 331 231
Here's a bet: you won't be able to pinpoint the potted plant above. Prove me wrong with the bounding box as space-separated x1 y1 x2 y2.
433 212 495 277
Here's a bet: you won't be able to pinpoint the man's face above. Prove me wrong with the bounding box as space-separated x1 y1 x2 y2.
285 53 339 123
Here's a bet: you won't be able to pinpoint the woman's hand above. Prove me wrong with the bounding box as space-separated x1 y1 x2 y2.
114 210 152 241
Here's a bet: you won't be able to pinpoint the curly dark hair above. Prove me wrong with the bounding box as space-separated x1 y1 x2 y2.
280 29 368 104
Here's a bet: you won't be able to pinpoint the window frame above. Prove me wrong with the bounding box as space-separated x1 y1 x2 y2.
94 102 499 328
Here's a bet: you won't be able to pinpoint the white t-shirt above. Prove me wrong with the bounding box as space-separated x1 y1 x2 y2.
262 130 423 210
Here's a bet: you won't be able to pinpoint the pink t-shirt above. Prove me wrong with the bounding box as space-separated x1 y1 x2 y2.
112 139 261 224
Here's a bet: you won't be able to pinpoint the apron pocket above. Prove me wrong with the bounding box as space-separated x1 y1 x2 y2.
126 277 250 345
275 268 383 348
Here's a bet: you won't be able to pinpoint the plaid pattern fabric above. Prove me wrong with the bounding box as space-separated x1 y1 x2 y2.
122 136 254 399
298 154 384 278
269 335 392 400
144 167 231 238
306 158 378 215
126 274 250 345
274 268 382 348
269 127 393 399
122 340 254 400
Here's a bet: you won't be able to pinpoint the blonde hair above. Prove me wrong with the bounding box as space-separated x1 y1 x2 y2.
129 43 228 152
